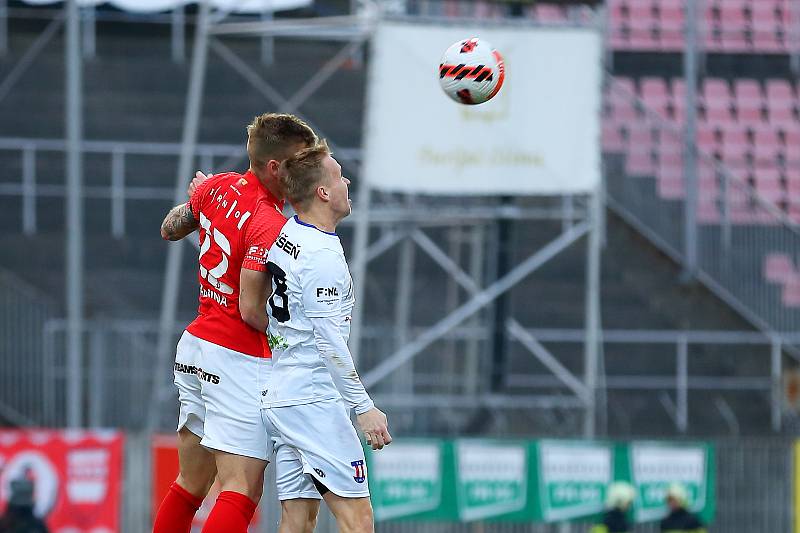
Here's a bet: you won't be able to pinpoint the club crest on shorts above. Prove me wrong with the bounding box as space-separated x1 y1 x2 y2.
350 460 366 483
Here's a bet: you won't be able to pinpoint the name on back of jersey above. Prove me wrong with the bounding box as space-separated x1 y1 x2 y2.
206 182 253 230
275 232 301 259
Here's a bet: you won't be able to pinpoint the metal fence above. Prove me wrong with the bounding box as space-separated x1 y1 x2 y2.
21 316 798 438
0 269 56 426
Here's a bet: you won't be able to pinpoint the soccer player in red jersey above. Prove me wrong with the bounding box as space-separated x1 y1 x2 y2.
155 113 320 533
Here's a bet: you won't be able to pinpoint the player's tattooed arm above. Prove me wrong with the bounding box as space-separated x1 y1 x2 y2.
160 203 198 241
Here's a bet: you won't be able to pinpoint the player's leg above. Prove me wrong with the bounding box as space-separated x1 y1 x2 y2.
278 499 321 533
270 426 322 533
197 345 272 533
153 332 215 533
321 493 374 533
175 426 216 496
200 452 267 533
263 400 373 532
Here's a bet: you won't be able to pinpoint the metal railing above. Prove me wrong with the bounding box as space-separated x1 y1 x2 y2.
27 316 792 434
0 137 363 236
0 269 56 426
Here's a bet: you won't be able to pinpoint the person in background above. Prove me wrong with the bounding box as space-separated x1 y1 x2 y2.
660 483 707 533
591 481 635 533
0 478 49 533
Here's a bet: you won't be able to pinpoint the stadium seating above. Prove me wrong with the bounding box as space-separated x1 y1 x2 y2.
603 76 800 224
608 0 796 53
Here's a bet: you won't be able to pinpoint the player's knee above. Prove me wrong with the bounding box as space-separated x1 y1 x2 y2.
175 472 214 499
304 507 318 533
342 502 373 533
218 476 263 503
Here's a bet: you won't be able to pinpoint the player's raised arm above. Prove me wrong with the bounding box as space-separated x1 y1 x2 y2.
160 202 197 241
160 171 212 241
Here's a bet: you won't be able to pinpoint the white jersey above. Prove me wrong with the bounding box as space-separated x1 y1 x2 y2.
264 215 356 407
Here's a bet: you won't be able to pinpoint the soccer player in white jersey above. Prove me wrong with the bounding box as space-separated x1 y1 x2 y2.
262 141 391 532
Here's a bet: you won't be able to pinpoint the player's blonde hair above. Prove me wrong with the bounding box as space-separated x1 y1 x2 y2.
246 113 317 168
279 140 332 210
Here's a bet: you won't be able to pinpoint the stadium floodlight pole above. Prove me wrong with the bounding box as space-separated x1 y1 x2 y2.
150 0 211 432
65 0 84 429
681 0 699 281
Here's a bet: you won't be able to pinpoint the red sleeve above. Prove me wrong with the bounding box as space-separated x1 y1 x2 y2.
242 209 287 272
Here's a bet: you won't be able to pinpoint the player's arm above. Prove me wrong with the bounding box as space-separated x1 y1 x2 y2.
160 202 198 241
240 214 283 331
303 251 392 450
310 316 392 450
239 268 271 332
160 171 212 241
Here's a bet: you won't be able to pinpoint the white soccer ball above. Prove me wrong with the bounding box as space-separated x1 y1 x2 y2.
438 37 506 105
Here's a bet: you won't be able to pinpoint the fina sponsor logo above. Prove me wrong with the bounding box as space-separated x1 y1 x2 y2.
174 362 221 385
316 287 339 298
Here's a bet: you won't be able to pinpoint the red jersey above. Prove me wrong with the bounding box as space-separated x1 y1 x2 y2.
185 170 286 358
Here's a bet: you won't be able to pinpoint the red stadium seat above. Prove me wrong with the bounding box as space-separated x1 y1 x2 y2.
764 253 796 284
753 128 781 165
782 277 800 307
698 200 720 223
534 4 567 22
658 173 684 199
602 123 626 152
697 123 720 152
754 168 785 203
766 79 795 102
626 151 656 176
734 79 764 121
641 77 671 119
658 4 684 51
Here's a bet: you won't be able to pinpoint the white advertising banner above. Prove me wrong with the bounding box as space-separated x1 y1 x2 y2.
363 21 602 195
19 0 310 14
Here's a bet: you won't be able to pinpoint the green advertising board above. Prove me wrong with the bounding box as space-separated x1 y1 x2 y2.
365 439 715 525
534 440 614 522
626 442 715 524
365 439 457 521
454 440 530 521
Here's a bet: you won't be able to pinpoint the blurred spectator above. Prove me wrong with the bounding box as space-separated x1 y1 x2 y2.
0 478 49 533
660 483 706 533
591 481 635 533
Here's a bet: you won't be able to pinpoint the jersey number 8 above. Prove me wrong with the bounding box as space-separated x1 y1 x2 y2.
267 261 290 322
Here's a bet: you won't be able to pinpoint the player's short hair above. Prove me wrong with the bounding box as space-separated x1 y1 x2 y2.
246 113 317 168
279 140 332 210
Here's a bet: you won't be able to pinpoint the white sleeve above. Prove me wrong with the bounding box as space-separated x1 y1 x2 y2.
310 316 374 414
301 249 373 413
300 249 349 318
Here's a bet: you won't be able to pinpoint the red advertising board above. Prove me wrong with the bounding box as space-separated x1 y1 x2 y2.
0 429 124 532
152 434 261 531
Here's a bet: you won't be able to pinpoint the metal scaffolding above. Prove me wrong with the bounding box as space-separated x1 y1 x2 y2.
147 1 605 436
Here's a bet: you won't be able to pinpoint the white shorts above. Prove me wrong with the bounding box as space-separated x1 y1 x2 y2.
174 330 272 460
174 331 320 500
263 399 370 499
